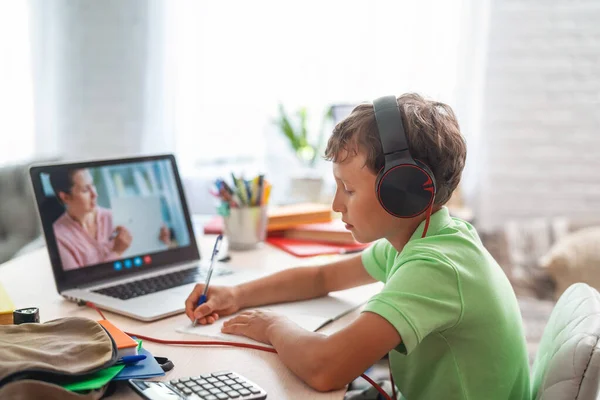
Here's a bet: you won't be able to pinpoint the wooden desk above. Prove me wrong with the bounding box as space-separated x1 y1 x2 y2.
0 235 380 399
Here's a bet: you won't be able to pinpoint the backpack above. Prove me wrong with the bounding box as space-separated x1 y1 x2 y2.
0 317 118 400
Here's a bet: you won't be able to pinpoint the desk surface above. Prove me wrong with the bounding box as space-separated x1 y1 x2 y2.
0 235 379 399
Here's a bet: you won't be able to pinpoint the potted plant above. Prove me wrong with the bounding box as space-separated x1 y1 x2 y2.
273 104 334 203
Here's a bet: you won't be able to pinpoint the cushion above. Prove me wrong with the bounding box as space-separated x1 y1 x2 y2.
539 227 600 299
530 283 600 400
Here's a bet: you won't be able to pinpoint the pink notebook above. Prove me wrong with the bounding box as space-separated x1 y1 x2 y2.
266 237 369 258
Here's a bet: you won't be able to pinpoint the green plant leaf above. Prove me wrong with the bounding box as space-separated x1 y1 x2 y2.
276 103 301 150
310 105 335 167
298 107 308 145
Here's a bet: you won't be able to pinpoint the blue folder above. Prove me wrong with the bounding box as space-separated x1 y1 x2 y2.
113 346 165 380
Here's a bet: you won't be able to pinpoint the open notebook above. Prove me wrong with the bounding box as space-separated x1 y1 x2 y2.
177 283 383 345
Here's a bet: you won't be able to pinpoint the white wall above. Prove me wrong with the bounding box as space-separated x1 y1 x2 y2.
476 0 600 230
29 0 173 161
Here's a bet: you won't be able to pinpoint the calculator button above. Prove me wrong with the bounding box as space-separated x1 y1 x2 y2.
190 385 201 392
224 379 236 386
198 390 211 397
209 388 221 395
238 388 251 396
227 391 241 398
176 383 187 390
249 387 261 394
203 383 215 390
212 371 230 377
221 385 233 392
183 388 192 394
186 381 197 387
216 394 228 400
207 377 219 383
205 396 218 400
169 379 179 384
231 384 243 390
180 377 191 382
201 373 213 379
214 381 225 388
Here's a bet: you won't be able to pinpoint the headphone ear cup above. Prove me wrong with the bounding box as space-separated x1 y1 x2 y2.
376 162 436 218
414 159 437 196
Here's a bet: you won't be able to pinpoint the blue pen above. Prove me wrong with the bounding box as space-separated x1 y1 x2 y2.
192 234 223 327
117 355 147 365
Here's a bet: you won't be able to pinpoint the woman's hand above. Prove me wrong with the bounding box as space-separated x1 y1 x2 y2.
185 284 241 325
112 226 132 255
159 226 171 245
221 310 287 345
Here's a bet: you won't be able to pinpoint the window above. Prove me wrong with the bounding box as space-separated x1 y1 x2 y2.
0 1 34 166
168 0 465 169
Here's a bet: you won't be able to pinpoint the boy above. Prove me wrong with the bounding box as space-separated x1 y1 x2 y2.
185 94 531 399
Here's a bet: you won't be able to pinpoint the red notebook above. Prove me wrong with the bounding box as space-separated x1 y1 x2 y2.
266 237 369 258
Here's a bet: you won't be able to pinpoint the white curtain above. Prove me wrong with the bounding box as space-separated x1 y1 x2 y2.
0 1 34 166
168 0 466 170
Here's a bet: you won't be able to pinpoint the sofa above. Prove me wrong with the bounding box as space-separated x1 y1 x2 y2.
0 160 45 264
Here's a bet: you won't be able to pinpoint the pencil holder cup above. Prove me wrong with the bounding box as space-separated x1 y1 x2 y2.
223 206 268 250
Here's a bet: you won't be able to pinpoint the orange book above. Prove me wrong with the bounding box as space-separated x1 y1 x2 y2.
283 219 358 245
203 202 333 234
98 319 138 358
267 203 332 231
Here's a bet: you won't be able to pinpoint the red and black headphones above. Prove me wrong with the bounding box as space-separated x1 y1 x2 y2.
373 95 437 219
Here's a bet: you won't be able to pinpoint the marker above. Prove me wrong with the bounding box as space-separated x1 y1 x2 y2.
192 234 223 327
109 229 118 240
116 355 147 365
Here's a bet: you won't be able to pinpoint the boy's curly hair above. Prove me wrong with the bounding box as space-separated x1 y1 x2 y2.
324 93 467 206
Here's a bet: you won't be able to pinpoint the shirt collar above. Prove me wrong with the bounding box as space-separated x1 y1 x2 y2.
408 206 453 242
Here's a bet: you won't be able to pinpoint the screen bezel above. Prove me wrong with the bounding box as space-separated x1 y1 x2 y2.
29 154 201 293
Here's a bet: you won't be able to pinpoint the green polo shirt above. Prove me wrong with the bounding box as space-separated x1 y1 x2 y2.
361 207 530 400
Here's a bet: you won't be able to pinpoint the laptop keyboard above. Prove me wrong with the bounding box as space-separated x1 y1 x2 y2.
92 266 233 300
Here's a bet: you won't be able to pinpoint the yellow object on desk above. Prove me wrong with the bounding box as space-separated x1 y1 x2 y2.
0 281 15 325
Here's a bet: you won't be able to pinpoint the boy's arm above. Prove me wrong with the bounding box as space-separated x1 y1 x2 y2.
225 310 400 392
235 254 376 309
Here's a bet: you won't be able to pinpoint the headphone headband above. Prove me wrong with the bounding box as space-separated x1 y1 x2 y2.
373 96 408 156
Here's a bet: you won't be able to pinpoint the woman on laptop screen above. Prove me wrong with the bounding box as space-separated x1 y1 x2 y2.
50 168 171 270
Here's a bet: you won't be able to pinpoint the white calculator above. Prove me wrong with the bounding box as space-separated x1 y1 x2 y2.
129 371 267 400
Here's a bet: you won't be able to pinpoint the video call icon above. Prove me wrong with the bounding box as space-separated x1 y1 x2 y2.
113 261 123 271
134 257 143 267
124 259 133 269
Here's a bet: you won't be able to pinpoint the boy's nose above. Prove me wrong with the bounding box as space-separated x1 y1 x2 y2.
331 196 346 214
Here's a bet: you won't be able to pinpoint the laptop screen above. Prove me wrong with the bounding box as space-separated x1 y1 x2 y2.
29 154 200 292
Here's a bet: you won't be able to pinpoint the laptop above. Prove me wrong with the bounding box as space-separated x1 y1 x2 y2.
29 154 263 321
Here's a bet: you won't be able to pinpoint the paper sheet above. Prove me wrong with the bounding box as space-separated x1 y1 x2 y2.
176 283 384 346
176 310 329 346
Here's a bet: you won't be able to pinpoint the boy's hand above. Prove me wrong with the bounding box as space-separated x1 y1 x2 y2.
221 309 287 345
185 284 240 325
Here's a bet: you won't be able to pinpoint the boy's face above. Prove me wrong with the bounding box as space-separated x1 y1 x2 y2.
332 150 401 243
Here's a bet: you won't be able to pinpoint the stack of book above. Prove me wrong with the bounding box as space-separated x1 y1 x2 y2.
204 202 333 234
204 202 370 257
